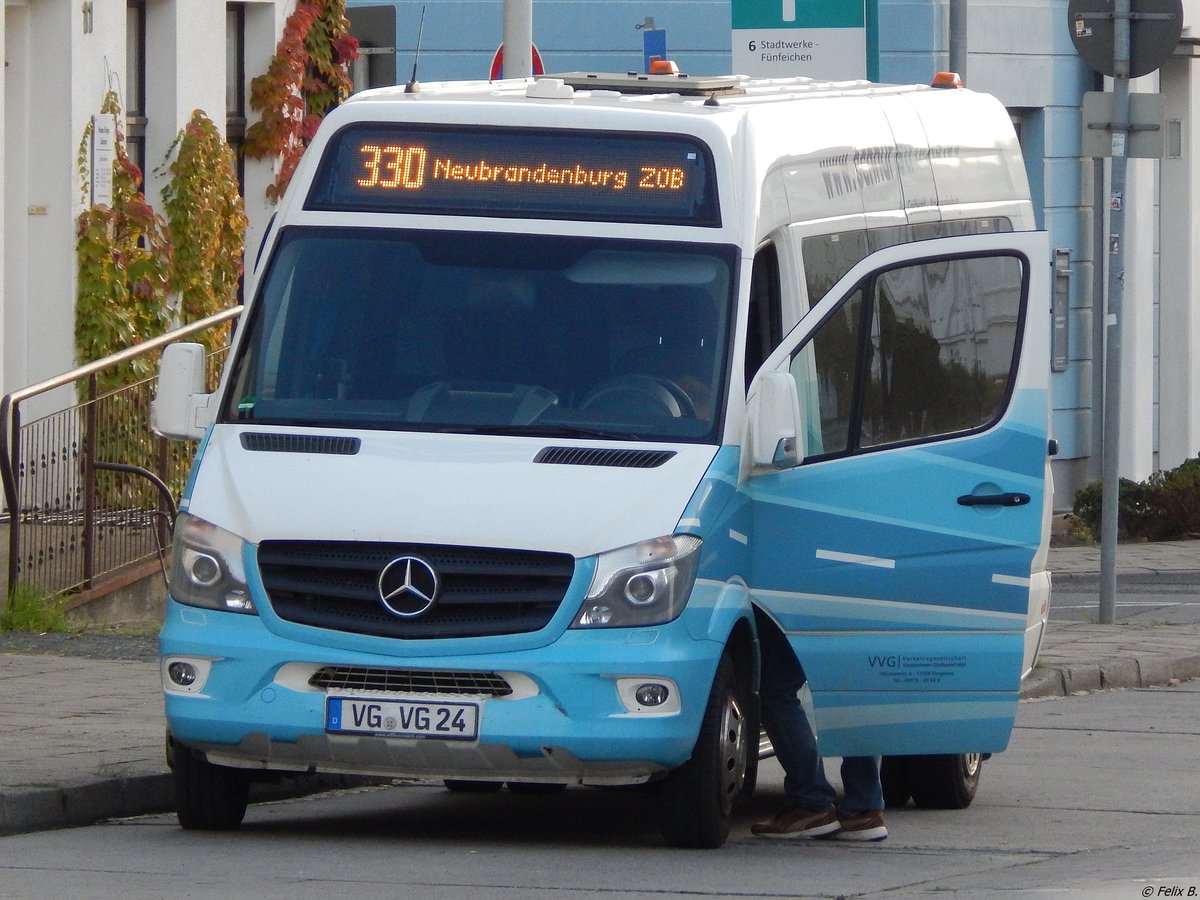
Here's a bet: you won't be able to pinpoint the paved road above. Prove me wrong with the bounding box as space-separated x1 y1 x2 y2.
1050 575 1200 624
0 680 1196 899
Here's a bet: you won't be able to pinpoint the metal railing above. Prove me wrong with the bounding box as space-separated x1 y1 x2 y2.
0 307 243 603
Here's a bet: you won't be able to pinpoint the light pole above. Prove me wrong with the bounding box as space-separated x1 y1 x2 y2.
1098 0 1131 625
503 0 533 78
949 0 967 81
1068 0 1182 623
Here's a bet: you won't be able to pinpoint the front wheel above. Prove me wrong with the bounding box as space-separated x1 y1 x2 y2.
172 745 249 830
658 654 751 849
907 753 983 809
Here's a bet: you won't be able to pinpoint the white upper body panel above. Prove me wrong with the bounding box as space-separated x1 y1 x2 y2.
186 428 719 558
261 72 1033 278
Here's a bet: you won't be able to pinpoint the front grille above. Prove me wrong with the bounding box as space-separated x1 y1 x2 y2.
258 541 575 639
310 666 513 697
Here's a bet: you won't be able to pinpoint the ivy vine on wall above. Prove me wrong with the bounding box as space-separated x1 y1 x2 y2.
75 93 247 505
75 89 174 506
159 109 249 353
244 0 360 202
75 94 247 376
75 90 172 385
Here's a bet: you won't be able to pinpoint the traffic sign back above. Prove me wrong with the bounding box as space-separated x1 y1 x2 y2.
1068 0 1182 78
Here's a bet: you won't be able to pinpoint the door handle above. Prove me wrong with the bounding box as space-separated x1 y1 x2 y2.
957 492 1031 507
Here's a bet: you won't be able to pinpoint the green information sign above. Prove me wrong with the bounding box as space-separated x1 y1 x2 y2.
733 0 865 30
731 0 867 80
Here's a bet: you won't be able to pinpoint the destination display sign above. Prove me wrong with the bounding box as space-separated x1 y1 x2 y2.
305 124 720 226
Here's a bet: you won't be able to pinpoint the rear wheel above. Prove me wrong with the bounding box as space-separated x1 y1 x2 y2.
659 654 751 849
880 755 914 809
443 779 504 793
172 746 249 831
907 753 982 809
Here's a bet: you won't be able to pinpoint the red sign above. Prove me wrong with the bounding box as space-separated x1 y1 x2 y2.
489 43 545 80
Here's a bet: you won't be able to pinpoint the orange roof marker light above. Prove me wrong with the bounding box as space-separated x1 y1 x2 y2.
649 58 681 75
931 71 964 89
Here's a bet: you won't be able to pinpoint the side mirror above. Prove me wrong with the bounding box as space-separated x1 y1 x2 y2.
747 371 804 470
151 343 215 441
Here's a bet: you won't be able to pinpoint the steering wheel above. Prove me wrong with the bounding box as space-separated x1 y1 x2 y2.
579 374 697 419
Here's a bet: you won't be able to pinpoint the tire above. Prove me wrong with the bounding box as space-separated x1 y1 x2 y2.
737 732 760 805
907 753 982 809
173 746 250 831
737 692 762 805
659 654 751 849
443 779 504 793
880 755 914 809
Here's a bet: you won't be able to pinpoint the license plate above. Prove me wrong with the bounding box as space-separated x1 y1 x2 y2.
326 697 479 741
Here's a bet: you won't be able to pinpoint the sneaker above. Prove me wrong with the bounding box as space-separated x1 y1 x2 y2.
751 803 841 838
835 810 888 842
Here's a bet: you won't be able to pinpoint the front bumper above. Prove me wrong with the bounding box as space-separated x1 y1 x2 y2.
160 598 724 784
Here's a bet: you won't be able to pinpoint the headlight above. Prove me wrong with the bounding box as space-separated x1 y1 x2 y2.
572 535 701 629
169 512 255 614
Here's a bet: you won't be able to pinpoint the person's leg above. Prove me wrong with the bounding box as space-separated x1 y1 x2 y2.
838 756 883 815
757 621 836 811
835 756 888 842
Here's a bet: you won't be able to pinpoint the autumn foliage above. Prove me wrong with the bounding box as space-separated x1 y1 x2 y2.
244 0 360 202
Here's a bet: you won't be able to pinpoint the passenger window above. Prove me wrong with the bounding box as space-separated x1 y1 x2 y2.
789 253 1024 459
801 230 868 306
745 246 782 390
800 219 1014 307
789 288 863 457
860 255 1023 446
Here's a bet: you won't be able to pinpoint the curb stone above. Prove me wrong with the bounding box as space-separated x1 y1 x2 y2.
1021 656 1200 701
0 770 389 838
0 774 173 837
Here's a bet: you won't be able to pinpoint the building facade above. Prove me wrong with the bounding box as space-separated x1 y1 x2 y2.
2 0 1198 513
1 0 291 413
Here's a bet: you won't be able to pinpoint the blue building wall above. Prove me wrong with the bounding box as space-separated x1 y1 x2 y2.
346 0 1099 503
951 1 1096 494
347 1 964 83
349 1 732 81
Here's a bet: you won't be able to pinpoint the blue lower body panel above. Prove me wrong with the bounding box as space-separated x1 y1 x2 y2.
160 598 724 783
809 690 1018 756
784 631 1024 755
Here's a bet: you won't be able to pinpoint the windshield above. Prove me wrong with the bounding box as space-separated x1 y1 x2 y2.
223 228 736 443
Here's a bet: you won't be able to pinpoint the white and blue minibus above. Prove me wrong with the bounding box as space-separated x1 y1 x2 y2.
153 70 1053 848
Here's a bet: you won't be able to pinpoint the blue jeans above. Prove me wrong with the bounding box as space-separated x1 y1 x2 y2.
758 617 883 815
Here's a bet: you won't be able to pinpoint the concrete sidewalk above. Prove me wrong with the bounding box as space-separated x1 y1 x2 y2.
1 540 1197 837
1022 539 1200 697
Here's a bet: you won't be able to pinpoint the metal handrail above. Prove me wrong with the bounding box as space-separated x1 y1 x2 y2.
0 307 242 411
93 461 179 525
0 306 243 601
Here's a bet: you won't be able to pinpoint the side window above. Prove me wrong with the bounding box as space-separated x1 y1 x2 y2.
799 219 1014 308
801 230 869 306
789 288 863 457
790 252 1025 459
745 246 783 390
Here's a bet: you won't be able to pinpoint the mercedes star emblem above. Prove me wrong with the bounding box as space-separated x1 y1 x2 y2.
377 556 440 618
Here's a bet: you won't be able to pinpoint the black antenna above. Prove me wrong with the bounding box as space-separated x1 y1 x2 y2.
405 5 427 93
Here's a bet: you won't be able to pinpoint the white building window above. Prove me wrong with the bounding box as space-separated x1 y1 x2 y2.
126 0 147 174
